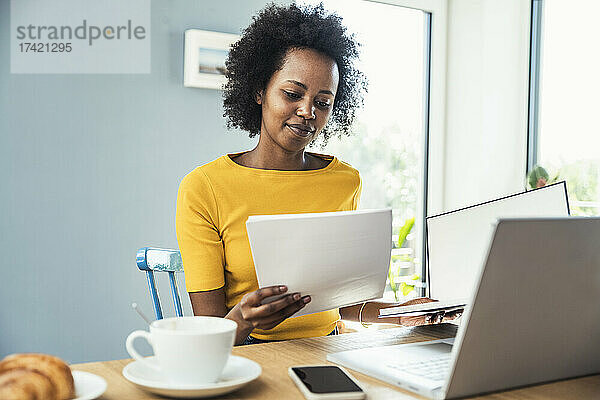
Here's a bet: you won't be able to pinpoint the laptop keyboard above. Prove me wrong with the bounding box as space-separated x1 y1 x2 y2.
386 354 451 382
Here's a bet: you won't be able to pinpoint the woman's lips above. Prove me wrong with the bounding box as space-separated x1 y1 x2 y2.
286 124 313 138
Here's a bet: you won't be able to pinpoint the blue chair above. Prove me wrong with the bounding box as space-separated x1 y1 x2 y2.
136 247 185 320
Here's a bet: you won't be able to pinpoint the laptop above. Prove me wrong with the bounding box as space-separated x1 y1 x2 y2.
328 217 600 399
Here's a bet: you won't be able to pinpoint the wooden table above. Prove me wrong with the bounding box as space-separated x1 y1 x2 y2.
72 324 600 399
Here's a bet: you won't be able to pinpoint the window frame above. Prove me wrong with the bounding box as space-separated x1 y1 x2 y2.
367 0 447 296
527 0 543 175
526 0 600 214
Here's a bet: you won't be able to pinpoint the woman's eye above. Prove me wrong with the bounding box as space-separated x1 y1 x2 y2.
284 91 301 100
316 101 331 109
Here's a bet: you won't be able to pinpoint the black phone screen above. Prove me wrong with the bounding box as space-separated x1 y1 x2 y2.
291 366 363 394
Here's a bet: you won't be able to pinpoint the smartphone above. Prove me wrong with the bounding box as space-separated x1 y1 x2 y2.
288 365 366 400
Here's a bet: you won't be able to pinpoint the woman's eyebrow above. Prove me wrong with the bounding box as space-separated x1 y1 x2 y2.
285 79 334 96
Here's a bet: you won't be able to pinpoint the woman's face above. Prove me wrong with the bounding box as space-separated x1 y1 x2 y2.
257 48 339 152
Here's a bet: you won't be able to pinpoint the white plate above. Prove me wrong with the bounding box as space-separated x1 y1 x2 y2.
72 371 107 400
122 355 262 399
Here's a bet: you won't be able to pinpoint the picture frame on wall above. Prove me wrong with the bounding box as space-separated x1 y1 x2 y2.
183 29 240 90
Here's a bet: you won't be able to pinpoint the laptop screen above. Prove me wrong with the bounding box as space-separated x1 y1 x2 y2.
426 182 569 301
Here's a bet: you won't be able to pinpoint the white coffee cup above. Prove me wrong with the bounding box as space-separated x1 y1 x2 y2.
126 316 237 385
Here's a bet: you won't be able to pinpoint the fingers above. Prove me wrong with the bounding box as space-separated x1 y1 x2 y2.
399 311 445 326
397 307 464 327
442 309 463 321
239 285 312 331
257 296 311 330
242 285 289 307
424 309 464 324
425 311 445 324
252 292 305 317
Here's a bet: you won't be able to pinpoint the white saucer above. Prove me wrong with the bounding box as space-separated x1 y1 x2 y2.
72 371 107 400
122 355 262 399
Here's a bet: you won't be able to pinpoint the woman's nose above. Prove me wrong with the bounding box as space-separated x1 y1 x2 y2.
296 101 316 120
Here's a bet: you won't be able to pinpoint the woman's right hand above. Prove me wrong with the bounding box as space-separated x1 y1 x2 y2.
226 285 311 343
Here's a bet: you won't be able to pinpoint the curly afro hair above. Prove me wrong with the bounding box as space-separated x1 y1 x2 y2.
223 2 367 145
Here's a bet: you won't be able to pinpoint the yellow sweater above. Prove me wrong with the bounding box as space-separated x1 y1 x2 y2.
176 152 361 340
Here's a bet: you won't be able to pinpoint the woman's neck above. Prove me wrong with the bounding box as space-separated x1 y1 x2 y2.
239 148 309 171
235 130 320 170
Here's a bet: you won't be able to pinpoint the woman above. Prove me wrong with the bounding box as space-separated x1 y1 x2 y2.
176 3 455 346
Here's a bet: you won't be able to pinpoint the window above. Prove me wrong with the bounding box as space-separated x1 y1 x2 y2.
300 0 433 301
529 0 600 215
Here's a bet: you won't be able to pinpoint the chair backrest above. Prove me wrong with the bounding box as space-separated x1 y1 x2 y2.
136 247 184 320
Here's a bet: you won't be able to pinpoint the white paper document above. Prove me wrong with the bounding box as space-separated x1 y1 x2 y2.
246 209 392 317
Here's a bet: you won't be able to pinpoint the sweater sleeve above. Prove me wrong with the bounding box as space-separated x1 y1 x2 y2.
351 172 362 210
175 168 225 292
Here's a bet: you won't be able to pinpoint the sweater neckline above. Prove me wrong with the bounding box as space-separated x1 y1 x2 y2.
222 151 338 175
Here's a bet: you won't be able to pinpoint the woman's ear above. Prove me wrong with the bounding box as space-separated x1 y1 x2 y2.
255 90 263 105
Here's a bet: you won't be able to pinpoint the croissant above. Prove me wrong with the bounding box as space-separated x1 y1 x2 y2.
0 369 56 400
0 353 75 400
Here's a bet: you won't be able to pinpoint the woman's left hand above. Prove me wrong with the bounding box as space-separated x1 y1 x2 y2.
379 297 463 326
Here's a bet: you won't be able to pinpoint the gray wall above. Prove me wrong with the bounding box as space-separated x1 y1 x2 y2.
0 0 280 364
